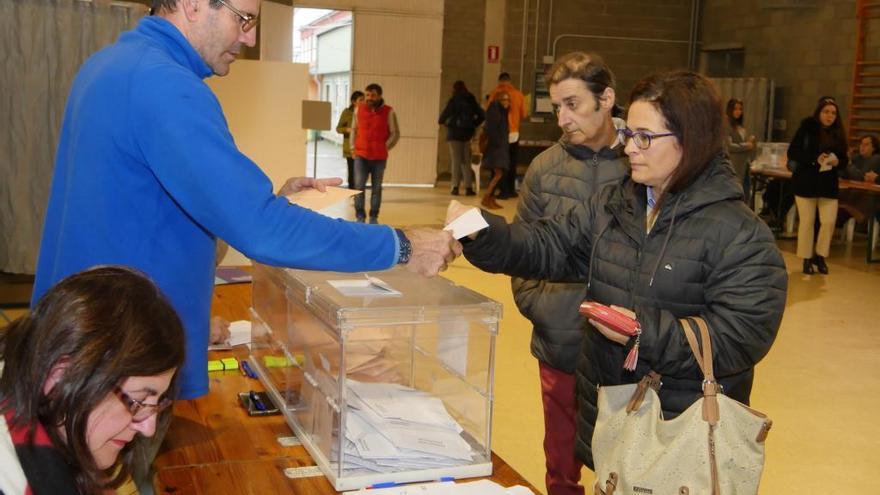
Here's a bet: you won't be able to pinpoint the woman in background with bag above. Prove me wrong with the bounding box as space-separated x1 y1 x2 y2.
439 80 485 197
788 96 848 275
455 71 787 492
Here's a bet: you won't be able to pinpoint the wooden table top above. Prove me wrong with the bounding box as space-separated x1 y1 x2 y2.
752 167 880 193
154 278 539 494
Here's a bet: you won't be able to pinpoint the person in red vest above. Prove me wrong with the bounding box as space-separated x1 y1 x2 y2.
351 83 400 223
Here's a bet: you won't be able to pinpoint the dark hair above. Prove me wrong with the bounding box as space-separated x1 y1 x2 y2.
630 71 723 211
546 52 616 110
0 266 185 493
862 135 880 155
365 83 383 95
498 72 511 82
726 98 744 127
811 97 847 143
151 0 222 14
350 90 364 104
452 80 468 95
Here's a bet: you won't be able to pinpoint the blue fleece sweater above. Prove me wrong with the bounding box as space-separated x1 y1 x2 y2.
33 17 398 399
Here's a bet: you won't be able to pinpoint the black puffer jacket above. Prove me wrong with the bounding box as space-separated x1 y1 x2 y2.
463 155 787 468
438 91 485 141
512 140 629 373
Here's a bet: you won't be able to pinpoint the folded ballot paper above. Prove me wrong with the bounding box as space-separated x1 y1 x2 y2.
206 320 251 351
444 202 489 240
287 186 361 211
343 479 535 495
339 380 477 473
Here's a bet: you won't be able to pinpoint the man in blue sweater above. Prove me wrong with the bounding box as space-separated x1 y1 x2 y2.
33 0 459 404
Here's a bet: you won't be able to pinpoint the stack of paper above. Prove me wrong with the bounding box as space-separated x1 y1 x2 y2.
344 479 535 495
340 380 475 472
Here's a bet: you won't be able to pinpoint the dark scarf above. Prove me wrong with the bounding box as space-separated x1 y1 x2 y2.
4 411 80 495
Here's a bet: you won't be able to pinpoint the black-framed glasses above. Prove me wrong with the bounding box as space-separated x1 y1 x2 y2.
114 387 173 422
618 128 676 150
216 0 260 33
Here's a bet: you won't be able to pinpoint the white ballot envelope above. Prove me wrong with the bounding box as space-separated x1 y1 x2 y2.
288 186 361 211
444 201 489 239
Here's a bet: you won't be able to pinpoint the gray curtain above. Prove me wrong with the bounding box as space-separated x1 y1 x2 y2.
0 0 146 274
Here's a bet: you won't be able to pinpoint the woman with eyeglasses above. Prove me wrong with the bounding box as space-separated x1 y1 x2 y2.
0 266 184 494
788 96 849 275
451 71 786 470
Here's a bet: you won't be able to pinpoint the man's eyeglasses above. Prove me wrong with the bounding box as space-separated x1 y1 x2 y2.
618 128 676 150
114 387 173 422
216 0 259 33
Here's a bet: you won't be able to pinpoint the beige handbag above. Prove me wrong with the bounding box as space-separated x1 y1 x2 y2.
592 317 773 495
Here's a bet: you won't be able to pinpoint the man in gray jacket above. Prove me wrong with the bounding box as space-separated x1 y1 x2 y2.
511 52 628 495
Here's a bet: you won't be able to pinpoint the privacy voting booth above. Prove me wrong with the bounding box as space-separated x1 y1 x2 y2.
248 264 502 491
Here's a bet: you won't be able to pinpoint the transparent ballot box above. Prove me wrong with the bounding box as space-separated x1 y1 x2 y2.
751 142 790 171
249 264 501 491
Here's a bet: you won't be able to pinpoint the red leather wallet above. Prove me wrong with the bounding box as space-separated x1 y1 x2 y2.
579 301 640 337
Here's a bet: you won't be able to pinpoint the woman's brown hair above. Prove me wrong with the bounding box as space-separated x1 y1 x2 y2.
630 71 724 211
0 266 185 493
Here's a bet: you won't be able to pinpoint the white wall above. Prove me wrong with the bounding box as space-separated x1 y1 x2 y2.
208 59 309 264
317 24 352 74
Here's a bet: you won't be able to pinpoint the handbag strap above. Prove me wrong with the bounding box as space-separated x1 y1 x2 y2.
681 317 720 425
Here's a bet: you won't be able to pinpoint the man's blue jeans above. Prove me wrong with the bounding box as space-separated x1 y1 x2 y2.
353 158 386 221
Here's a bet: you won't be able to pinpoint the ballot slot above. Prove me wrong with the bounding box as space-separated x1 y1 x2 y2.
249 264 501 491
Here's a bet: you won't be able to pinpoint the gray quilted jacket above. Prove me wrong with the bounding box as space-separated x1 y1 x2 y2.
464 154 787 468
511 140 628 373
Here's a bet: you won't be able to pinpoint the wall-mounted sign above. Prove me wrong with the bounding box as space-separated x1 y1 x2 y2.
487 45 500 64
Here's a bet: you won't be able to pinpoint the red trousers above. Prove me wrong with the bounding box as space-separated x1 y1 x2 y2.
539 362 584 495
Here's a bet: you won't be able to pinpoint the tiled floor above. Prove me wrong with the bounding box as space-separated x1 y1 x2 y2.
3 183 878 493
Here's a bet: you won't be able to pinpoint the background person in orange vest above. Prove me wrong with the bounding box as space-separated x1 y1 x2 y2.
351 83 400 224
489 72 529 199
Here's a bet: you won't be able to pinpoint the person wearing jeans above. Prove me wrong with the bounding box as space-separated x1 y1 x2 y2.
353 159 386 223
351 83 399 223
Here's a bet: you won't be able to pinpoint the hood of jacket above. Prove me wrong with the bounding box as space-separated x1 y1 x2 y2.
594 153 743 287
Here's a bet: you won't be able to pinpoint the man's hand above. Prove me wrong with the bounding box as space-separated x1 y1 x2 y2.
445 200 472 226
277 177 343 197
402 228 462 277
209 316 231 345
866 171 878 183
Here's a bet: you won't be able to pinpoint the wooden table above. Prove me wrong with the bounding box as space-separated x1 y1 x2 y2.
154 280 540 494
750 167 880 262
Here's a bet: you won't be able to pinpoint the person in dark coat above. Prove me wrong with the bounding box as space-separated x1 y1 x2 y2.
787 96 849 275
452 71 787 470
439 80 485 196
481 92 510 209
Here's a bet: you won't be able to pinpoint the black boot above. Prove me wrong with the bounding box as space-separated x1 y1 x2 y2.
813 255 829 274
802 258 814 275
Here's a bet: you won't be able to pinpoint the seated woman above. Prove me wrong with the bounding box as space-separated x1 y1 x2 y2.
454 71 787 470
0 266 185 494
